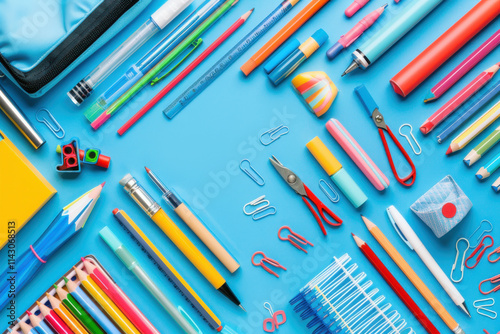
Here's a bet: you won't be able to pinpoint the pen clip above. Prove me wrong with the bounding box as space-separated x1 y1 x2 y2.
151 38 203 86
178 306 202 334
386 207 413 251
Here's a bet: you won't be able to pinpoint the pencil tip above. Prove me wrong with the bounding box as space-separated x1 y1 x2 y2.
239 304 246 312
100 182 106 187
446 147 452 155
145 166 151 173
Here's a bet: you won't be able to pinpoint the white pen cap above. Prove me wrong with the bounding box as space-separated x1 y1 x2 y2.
152 0 195 30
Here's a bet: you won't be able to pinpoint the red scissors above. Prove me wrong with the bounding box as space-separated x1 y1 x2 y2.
355 85 416 187
270 156 342 235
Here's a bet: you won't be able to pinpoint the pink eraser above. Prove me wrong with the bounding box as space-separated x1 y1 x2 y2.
345 0 369 17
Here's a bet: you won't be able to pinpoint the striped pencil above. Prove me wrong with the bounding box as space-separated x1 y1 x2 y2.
492 176 500 192
421 63 500 134
26 310 55 334
425 29 500 102
63 277 121 334
464 125 500 166
476 151 500 180
18 321 36 334
46 293 89 334
54 284 105 334
437 79 500 143
447 100 500 154
37 301 73 334
352 234 439 334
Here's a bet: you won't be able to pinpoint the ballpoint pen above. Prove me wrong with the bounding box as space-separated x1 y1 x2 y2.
145 167 240 273
99 227 202 334
0 183 104 309
386 206 471 317
326 4 387 60
67 0 194 105
89 0 238 129
119 174 244 310
84 0 227 120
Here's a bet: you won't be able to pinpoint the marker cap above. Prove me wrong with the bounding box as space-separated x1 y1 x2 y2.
152 0 195 29
264 39 301 74
345 0 369 17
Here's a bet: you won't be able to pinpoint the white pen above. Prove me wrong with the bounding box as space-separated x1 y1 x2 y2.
386 205 471 317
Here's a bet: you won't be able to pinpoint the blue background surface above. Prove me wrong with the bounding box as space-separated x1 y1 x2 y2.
1 0 499 333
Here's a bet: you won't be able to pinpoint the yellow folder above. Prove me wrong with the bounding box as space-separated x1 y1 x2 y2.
0 130 56 249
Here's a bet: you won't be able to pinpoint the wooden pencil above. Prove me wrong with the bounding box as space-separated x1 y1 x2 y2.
37 301 73 334
464 125 500 166
476 151 500 180
46 293 89 334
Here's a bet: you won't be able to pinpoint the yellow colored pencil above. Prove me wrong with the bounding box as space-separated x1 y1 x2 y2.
74 266 141 334
361 215 464 333
46 293 89 334
447 100 500 154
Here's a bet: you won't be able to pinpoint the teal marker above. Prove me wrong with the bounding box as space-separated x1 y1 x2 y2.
342 0 445 76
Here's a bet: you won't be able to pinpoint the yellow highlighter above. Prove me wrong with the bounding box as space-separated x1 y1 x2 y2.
120 174 244 310
306 137 367 208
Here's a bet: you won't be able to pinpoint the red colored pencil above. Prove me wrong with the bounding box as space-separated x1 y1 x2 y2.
352 234 439 334
37 301 73 334
118 8 254 136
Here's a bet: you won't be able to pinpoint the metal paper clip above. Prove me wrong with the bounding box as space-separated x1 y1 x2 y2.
36 108 65 139
259 125 289 146
450 238 469 283
465 235 493 269
240 159 265 186
479 274 500 295
488 246 500 263
251 251 286 278
243 195 276 220
468 220 493 249
319 179 340 203
278 226 314 253
473 298 497 319
398 123 421 155
263 302 286 333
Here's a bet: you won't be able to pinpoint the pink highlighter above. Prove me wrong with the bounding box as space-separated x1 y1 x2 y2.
345 0 369 17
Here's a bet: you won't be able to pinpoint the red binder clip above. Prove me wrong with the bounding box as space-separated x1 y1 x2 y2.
251 252 287 278
263 302 286 333
278 226 314 253
479 274 500 295
488 246 500 263
465 235 493 269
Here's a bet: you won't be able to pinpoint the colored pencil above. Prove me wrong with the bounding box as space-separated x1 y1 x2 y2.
476 151 500 180
63 277 121 334
353 233 439 334
113 209 226 331
26 310 56 334
54 285 105 334
37 301 73 334
118 8 254 136
361 215 464 333
0 183 104 309
464 125 500 165
437 79 500 143
46 293 89 334
241 0 331 76
18 321 36 334
447 100 500 154
421 63 500 134
425 28 500 102
82 258 160 334
74 266 141 334
492 176 500 192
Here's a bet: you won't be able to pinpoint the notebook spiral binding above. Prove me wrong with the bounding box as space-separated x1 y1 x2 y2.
290 254 415 334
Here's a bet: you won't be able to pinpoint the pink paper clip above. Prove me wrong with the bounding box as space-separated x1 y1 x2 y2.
488 246 500 263
479 274 500 295
263 302 287 333
465 235 493 269
278 226 314 253
251 252 287 278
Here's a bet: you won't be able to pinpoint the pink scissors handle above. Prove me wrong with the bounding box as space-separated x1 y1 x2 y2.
302 184 342 235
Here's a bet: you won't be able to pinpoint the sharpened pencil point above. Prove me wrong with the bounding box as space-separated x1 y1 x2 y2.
446 147 452 155
239 304 246 312
100 182 106 187
145 166 151 173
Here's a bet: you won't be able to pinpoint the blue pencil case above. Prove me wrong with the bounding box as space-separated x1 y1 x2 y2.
0 0 152 97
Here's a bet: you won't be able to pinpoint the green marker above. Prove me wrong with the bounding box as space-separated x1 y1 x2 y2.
90 0 238 130
54 284 106 334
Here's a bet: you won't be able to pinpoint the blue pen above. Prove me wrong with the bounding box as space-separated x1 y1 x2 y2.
85 0 226 122
342 0 444 75
437 79 500 143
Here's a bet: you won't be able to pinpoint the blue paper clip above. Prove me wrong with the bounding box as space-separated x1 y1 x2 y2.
36 108 65 139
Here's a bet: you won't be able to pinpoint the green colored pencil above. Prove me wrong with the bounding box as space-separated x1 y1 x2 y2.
464 125 500 166
54 284 106 334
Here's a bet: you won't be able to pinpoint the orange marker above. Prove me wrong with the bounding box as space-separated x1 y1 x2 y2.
240 0 331 76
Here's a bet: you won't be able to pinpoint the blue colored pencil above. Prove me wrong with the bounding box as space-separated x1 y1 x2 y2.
26 311 55 334
437 79 500 143
476 151 500 180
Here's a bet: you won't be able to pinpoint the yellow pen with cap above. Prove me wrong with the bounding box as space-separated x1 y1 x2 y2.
306 137 368 208
119 174 244 310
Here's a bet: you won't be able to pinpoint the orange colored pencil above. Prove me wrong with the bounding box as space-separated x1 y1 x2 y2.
46 293 89 334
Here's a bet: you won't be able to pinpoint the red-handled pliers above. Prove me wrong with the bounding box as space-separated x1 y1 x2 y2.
270 156 342 235
355 85 416 187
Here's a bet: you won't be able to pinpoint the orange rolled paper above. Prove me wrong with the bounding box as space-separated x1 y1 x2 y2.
390 0 500 97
